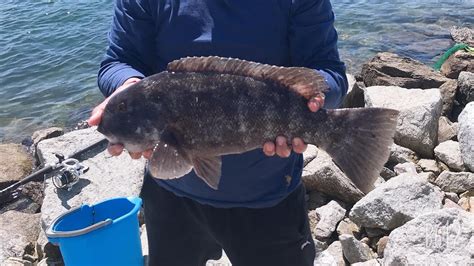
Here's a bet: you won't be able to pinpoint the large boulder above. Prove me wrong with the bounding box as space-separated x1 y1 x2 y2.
37 127 146 229
0 211 41 263
435 171 474 194
383 208 474 265
457 71 474 106
434 140 466 171
441 50 474 79
361 52 448 88
349 174 443 230
365 86 442 158
458 102 474 171
302 148 364 204
0 144 33 189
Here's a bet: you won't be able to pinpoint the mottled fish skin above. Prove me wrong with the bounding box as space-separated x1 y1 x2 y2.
98 56 399 193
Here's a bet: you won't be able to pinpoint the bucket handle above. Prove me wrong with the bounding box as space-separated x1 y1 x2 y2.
45 205 113 238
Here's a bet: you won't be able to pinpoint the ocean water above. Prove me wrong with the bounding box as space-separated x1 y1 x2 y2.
0 0 473 143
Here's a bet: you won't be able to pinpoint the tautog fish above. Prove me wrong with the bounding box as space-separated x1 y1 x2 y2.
98 56 399 193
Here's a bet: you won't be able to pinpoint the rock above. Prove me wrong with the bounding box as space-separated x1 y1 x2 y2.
450 26 474 46
361 52 448 88
417 159 440 175
313 201 346 240
349 174 443 230
434 140 466 171
443 198 463 209
314 241 346 266
383 208 474 265
457 71 474 106
418 171 437 183
2 257 33 266
302 144 318 166
387 144 419 169
458 191 474 213
364 227 389 238
0 211 41 263
445 192 460 203
37 258 63 266
37 127 146 229
0 144 33 189
435 171 474 193
393 162 417 175
31 127 63 146
352 259 380 266
307 190 328 210
380 167 396 181
365 86 442 158
342 77 365 108
373 177 385 187
438 116 458 143
458 102 474 171
339 234 377 264
36 230 61 261
438 79 458 116
336 218 361 238
441 50 474 79
376 236 389 257
302 149 364 204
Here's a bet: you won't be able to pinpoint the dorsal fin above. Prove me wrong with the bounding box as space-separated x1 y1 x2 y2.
167 56 329 99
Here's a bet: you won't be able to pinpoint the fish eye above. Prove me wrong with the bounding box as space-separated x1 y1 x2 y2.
117 101 127 112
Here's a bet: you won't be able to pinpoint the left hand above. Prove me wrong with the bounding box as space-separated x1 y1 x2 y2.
263 95 324 157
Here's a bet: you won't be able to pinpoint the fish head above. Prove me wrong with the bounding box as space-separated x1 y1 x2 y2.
97 84 164 153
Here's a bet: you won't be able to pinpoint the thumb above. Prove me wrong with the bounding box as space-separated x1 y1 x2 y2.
87 101 107 126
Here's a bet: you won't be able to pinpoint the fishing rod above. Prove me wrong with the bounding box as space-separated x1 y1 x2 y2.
0 138 108 205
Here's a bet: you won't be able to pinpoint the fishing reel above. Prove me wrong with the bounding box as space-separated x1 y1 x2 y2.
51 154 89 191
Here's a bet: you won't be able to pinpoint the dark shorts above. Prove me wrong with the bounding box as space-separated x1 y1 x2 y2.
140 172 315 266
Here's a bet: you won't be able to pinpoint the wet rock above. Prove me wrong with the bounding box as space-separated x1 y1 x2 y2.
376 236 389 257
0 211 41 263
458 102 474 171
457 71 474 106
445 192 460 203
314 200 346 240
441 50 474 79
434 141 466 171
435 171 474 193
339 234 376 264
302 149 364 204
302 144 318 166
313 241 345 266
438 79 457 116
365 86 442 158
349 174 443 230
37 127 145 229
31 127 63 146
438 116 458 143
361 52 448 89
458 191 474 213
336 218 361 238
383 208 474 265
387 144 419 169
0 144 33 189
393 162 417 175
352 259 380 266
417 159 440 175
450 26 474 46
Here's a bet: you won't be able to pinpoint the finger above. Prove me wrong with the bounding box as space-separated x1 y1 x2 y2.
263 141 275 156
275 136 291 158
129 151 142 160
307 96 325 112
291 138 307 154
107 143 124 156
87 104 105 126
143 149 153 159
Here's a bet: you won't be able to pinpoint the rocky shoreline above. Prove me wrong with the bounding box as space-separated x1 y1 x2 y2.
1 27 473 265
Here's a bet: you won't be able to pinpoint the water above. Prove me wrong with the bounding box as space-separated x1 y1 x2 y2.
0 0 473 143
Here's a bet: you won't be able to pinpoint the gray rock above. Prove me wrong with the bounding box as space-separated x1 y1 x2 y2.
434 140 466 171
393 162 417 175
37 127 145 229
364 227 389 238
314 200 346 240
376 236 389 258
418 171 437 183
336 218 361 238
438 116 458 143
352 259 380 266
0 144 33 188
457 71 474 106
313 241 345 266
417 159 440 175
365 86 442 158
387 144 419 169
307 190 328 210
450 26 474 46
302 144 318 167
2 257 33 266
438 79 457 116
443 198 463 209
32 127 63 146
383 208 474 265
349 174 443 230
361 52 448 89
339 234 376 264
0 211 41 263
458 102 474 171
435 171 474 193
445 192 460 203
441 50 474 79
380 167 396 181
302 149 364 204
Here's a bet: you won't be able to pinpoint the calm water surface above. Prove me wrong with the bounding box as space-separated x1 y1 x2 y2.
0 0 473 142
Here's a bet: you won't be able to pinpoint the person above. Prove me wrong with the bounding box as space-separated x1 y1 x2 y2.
88 0 348 265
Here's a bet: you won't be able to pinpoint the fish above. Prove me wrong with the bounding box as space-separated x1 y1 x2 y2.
97 56 399 193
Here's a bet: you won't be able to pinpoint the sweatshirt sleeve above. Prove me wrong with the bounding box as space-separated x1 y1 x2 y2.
289 0 348 108
98 0 157 97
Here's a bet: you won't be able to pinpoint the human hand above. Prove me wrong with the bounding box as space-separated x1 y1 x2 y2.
263 95 324 157
87 77 153 159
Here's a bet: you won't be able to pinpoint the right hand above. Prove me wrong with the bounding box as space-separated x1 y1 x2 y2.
87 77 153 159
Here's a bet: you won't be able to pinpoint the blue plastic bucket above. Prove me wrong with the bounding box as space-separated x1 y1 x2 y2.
46 197 143 266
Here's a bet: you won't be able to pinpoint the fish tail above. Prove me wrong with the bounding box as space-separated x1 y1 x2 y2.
314 108 399 194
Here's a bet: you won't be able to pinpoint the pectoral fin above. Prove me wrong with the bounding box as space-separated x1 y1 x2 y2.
148 142 193 179
192 156 222 190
